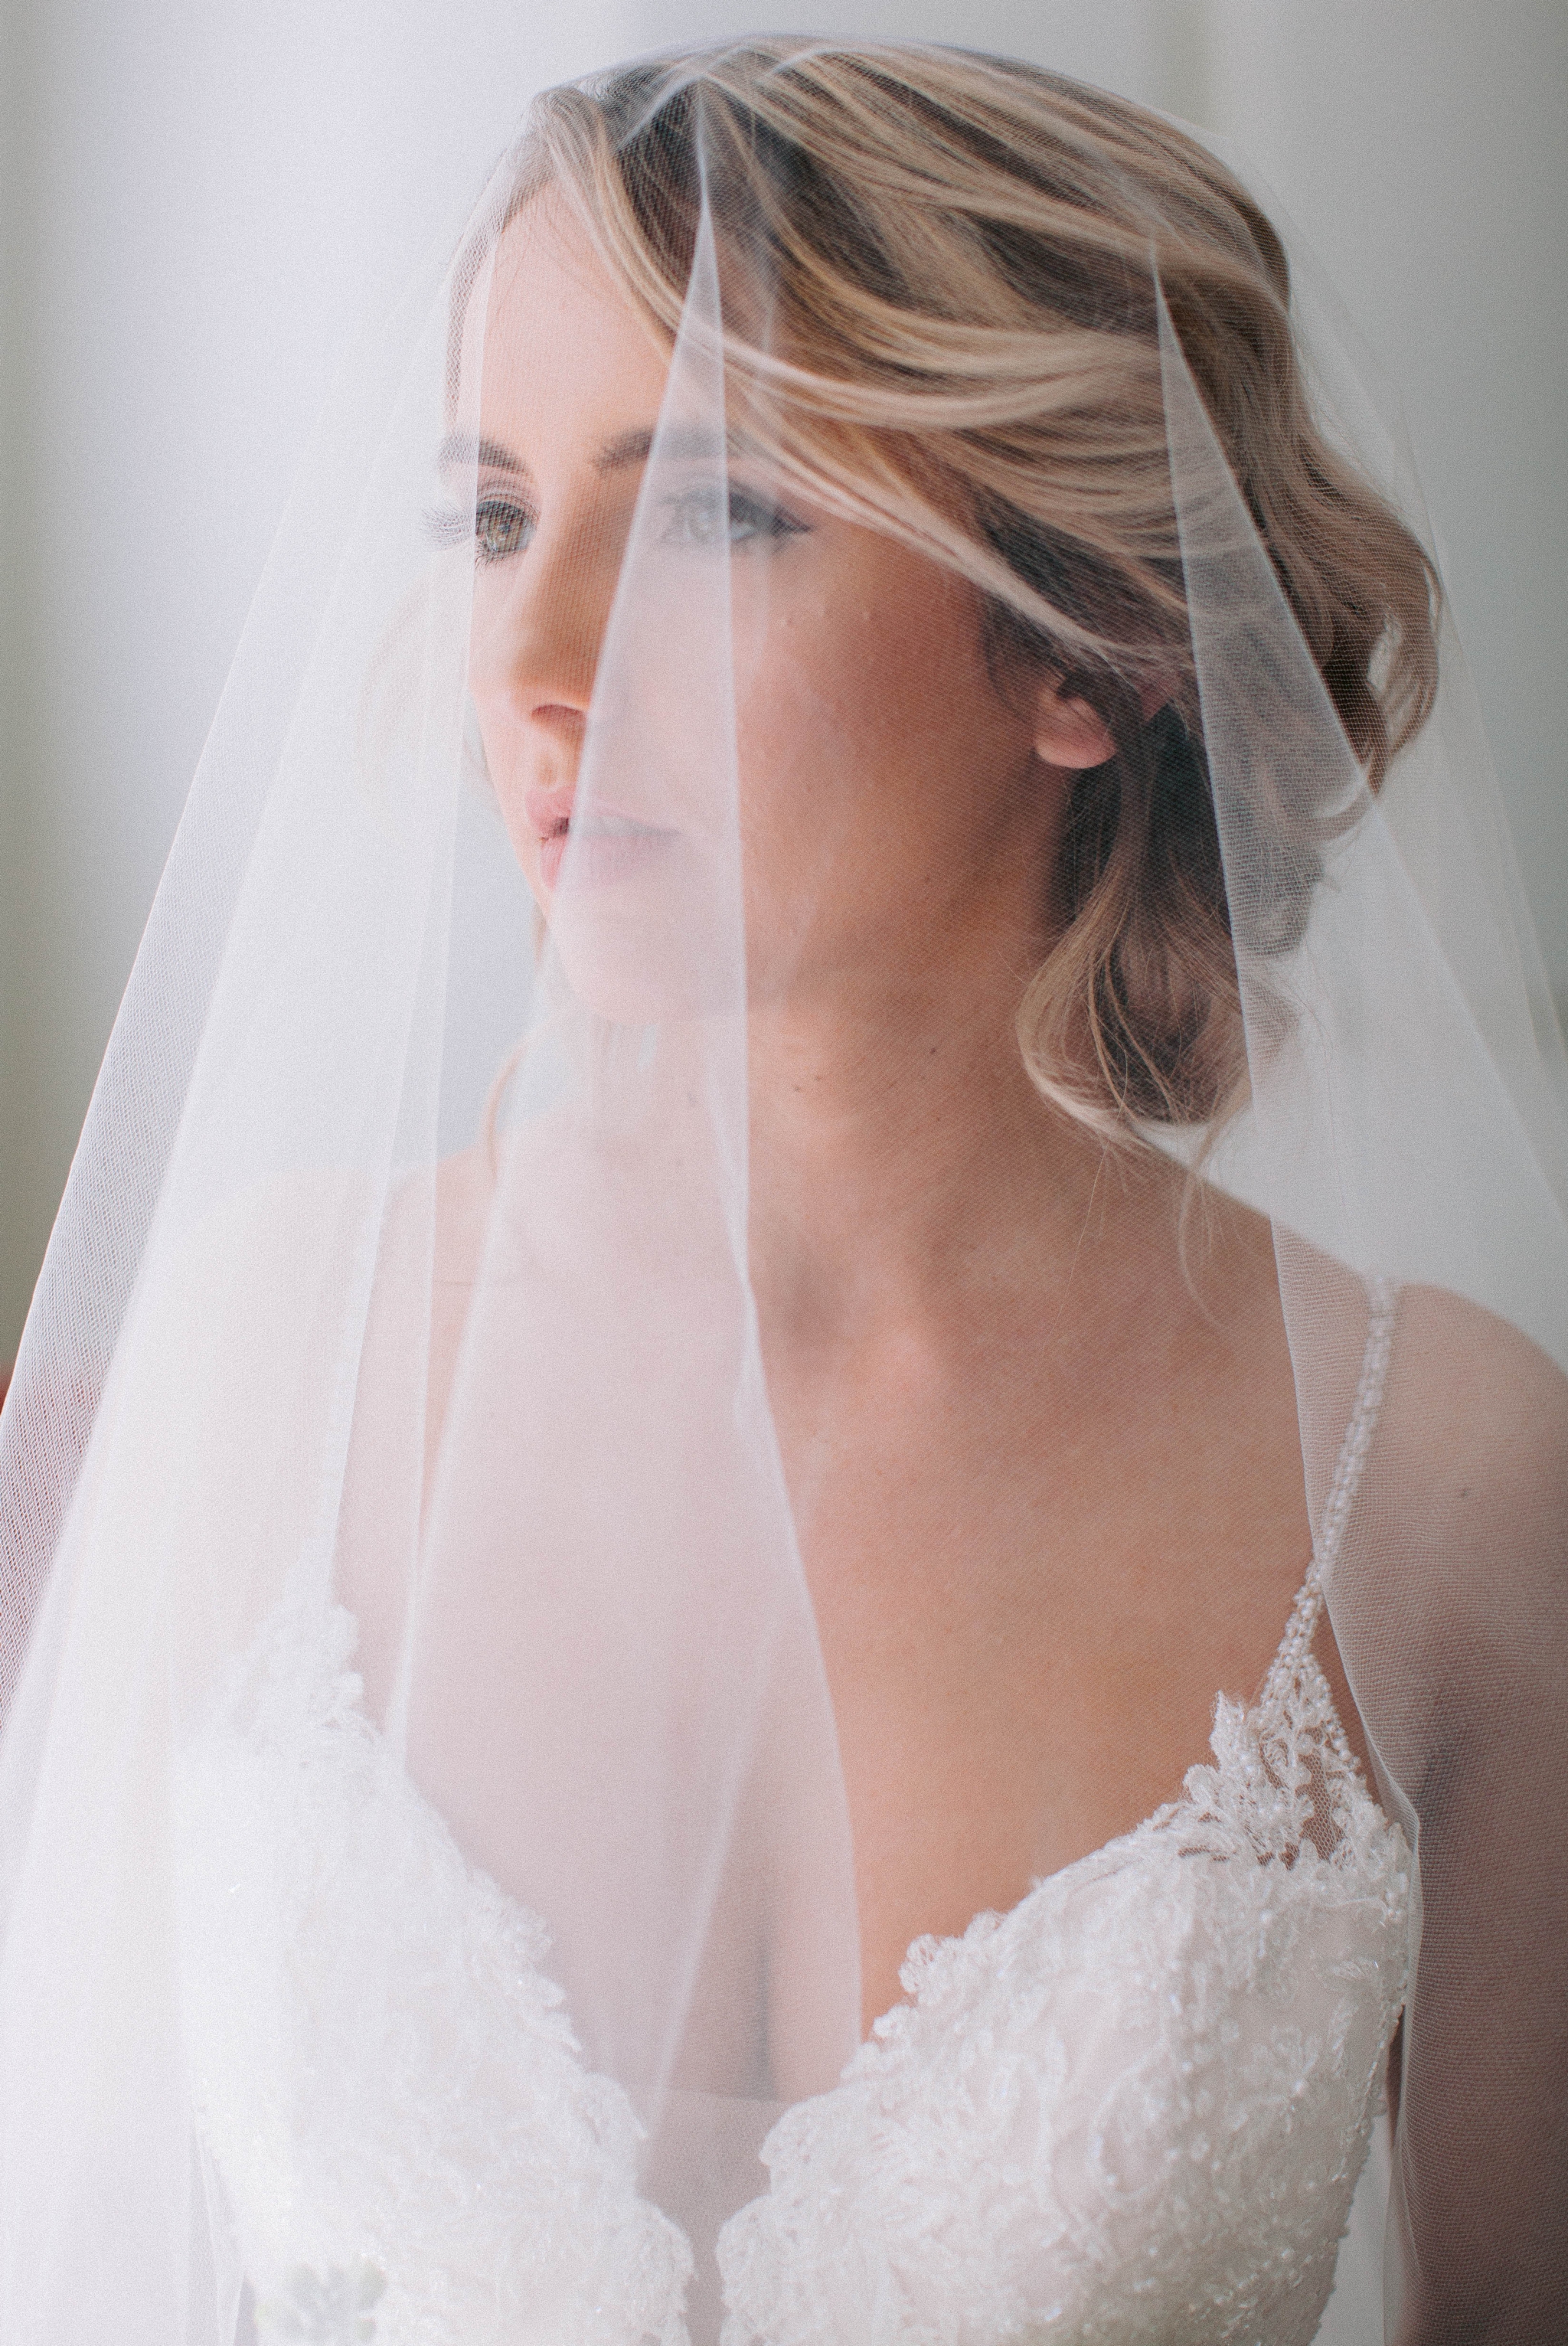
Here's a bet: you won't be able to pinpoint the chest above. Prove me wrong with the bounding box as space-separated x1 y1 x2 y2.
765 1301 1314 2032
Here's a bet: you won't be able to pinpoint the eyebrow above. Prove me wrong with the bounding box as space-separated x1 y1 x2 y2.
438 433 530 474
438 423 740 478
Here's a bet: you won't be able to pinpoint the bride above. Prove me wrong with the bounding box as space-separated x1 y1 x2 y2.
0 38 1563 2346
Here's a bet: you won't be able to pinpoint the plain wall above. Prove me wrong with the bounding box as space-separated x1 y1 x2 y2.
2 0 1564 1354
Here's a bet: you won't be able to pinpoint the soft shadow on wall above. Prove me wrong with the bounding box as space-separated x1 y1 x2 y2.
1 0 1563 1361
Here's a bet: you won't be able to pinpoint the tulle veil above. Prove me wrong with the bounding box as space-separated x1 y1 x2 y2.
0 35 1563 2344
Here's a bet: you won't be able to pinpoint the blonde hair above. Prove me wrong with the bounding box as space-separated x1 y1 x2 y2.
518 38 1439 1142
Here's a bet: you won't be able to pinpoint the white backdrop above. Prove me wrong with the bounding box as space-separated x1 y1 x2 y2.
2 0 1564 1354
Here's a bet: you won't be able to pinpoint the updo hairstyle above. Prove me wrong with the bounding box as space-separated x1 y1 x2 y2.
521 39 1439 1142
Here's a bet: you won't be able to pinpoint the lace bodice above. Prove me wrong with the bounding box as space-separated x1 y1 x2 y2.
176 1289 1409 2346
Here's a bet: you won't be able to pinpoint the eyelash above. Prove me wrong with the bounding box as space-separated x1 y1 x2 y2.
479 496 539 564
424 495 537 564
658 485 809 548
424 482 808 565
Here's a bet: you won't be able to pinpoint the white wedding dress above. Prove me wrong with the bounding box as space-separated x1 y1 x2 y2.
175 1287 1409 2346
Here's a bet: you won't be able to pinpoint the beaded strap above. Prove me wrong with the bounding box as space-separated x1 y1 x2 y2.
1266 1276 1397 1697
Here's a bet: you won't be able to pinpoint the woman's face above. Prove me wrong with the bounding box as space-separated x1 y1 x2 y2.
458 199 1108 1019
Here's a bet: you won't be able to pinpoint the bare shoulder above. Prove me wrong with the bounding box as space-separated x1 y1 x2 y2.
1348 1286 1568 1696
1383 1284 1568 1524
377 1126 546 1295
1207 1220 1568 1658
1256 1219 1568 1534
378 1109 595 1295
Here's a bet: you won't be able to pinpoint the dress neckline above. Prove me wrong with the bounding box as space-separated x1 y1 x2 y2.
863 1276 1399 2041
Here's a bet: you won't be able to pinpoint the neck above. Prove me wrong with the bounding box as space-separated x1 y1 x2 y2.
745 939 1109 1350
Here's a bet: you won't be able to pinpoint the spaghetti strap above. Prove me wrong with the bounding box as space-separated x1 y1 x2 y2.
1268 1277 1399 1688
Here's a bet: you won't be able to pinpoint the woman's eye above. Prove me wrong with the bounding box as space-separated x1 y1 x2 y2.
474 498 534 564
659 484 808 549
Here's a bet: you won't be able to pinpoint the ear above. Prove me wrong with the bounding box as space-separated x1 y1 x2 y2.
1031 681 1116 771
1031 673 1175 770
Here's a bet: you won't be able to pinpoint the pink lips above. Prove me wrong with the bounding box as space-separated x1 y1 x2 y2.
526 786 678 892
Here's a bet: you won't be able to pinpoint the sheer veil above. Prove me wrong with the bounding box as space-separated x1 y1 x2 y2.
0 38 1563 2344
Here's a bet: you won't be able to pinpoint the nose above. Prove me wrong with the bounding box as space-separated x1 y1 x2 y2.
468 521 617 745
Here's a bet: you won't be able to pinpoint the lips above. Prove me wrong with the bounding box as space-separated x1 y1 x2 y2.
526 786 679 892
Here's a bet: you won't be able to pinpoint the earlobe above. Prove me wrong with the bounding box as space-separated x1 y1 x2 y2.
1031 683 1117 773
1031 673 1175 770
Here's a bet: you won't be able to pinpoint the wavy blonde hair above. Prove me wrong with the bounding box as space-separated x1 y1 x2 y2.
514 38 1439 1142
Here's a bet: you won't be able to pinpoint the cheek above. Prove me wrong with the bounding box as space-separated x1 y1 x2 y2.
733 577 1021 871
499 807 547 913
732 600 956 986
466 616 519 787
467 692 546 908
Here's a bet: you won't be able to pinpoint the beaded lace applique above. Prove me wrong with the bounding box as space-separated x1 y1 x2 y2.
181 1284 1409 2346
716 1280 1408 2346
